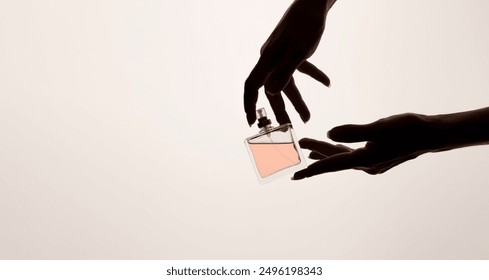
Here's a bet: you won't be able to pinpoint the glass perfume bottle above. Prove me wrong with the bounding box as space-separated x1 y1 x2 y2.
245 108 307 184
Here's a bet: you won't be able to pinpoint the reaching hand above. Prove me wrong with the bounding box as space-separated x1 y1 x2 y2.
292 113 449 179
244 0 336 126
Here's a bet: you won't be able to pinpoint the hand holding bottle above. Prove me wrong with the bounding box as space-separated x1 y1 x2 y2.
244 0 337 126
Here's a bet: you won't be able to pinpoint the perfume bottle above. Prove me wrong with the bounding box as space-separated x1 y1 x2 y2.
245 108 307 184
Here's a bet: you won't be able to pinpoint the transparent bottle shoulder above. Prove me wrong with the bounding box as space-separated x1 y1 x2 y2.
245 123 295 144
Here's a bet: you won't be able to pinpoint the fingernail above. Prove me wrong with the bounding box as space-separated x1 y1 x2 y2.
246 115 254 126
300 112 311 123
291 173 304 180
327 129 336 139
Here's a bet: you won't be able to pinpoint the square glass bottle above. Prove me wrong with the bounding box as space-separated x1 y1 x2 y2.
245 108 307 184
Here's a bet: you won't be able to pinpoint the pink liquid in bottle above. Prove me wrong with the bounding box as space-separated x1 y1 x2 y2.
248 142 301 178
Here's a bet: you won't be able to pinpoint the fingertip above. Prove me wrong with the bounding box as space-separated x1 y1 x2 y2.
300 111 311 123
246 113 256 126
327 125 349 141
326 128 335 139
292 168 313 180
244 100 256 126
291 172 305 181
298 137 315 148
324 76 331 88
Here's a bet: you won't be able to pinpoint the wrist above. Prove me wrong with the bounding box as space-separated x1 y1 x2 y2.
425 114 457 152
428 108 489 152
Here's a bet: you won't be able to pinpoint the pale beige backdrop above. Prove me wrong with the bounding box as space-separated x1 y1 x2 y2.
0 0 488 259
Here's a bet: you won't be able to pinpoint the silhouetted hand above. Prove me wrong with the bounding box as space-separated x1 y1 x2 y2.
292 108 489 179
244 0 337 126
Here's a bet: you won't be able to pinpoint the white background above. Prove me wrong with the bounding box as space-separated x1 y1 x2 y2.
1 0 488 259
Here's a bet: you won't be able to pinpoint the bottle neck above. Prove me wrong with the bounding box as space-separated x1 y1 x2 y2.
259 124 273 134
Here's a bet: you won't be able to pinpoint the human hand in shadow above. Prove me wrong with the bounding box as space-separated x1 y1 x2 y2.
244 0 337 126
292 113 448 179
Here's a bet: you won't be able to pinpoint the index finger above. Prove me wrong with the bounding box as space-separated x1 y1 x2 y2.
244 56 272 126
